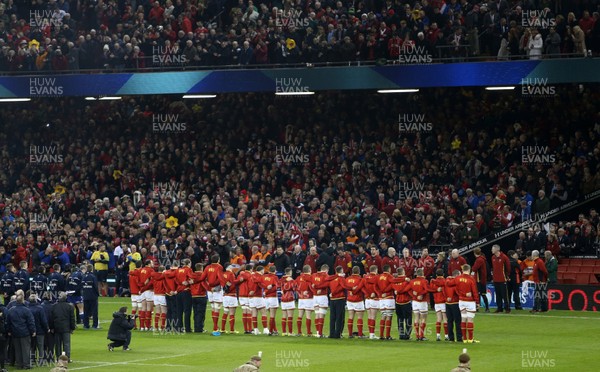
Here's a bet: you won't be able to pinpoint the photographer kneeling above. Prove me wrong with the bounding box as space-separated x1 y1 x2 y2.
107 307 136 351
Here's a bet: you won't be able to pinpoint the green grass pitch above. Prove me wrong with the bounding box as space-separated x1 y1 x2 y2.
42 298 600 372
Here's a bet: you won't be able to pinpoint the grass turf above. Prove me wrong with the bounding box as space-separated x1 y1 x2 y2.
41 297 600 372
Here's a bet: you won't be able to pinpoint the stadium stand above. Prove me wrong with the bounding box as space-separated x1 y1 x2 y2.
0 87 598 285
0 0 598 72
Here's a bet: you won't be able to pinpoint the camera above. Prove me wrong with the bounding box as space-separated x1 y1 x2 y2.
127 314 139 321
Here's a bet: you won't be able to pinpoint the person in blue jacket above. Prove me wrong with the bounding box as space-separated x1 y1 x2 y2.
66 264 84 324
0 246 11 273
13 261 30 293
31 266 49 300
0 263 15 306
5 294 36 370
28 294 49 367
47 264 66 303
82 264 100 329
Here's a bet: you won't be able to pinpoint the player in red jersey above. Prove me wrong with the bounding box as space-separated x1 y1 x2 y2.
381 248 400 275
128 261 142 329
258 266 279 335
198 255 225 336
237 264 253 334
312 264 330 338
471 247 489 312
407 268 430 341
376 265 395 340
138 260 155 331
448 249 467 277
343 266 365 338
366 247 383 273
363 265 380 339
221 264 242 334
163 261 179 331
174 259 194 333
392 268 411 340
280 267 296 336
447 264 480 343
189 263 208 333
295 265 314 336
430 268 449 341
151 266 167 331
249 266 269 335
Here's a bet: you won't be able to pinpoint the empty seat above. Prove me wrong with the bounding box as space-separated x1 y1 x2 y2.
575 274 590 285
581 261 596 267
570 259 584 266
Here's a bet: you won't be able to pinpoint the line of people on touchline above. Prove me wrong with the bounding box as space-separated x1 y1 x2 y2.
128 253 482 343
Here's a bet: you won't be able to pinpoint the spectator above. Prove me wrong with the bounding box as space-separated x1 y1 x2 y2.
29 293 49 367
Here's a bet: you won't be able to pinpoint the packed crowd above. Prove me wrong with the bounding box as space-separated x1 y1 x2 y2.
0 87 598 278
0 0 598 72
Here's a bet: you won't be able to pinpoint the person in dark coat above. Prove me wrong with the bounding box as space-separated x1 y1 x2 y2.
50 292 76 361
107 306 135 351
29 294 49 367
5 294 36 370
0 305 8 371
82 265 100 329
41 292 56 365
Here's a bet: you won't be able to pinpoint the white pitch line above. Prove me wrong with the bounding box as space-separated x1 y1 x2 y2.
478 313 600 321
69 353 189 370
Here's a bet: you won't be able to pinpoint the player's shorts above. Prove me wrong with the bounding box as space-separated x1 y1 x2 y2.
153 295 166 307
265 297 279 309
96 270 108 283
365 299 380 310
412 301 428 313
141 290 154 302
239 297 250 307
223 295 239 308
281 301 295 311
298 298 314 310
347 301 365 312
249 297 265 309
313 295 329 308
67 295 82 305
379 299 395 310
131 294 142 306
434 303 447 313
459 300 476 316
207 289 224 303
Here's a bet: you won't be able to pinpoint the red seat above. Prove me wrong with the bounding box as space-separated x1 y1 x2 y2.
588 274 599 284
558 266 569 273
562 274 577 284
595 261 600 267
579 268 596 274
581 261 596 267
567 267 581 273
576 274 590 285
570 259 584 266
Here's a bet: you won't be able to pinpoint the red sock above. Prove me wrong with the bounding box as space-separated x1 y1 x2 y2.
443 322 448 336
287 317 292 333
379 319 385 338
161 313 166 329
461 322 467 341
468 322 474 341
131 309 137 328
347 318 354 335
306 318 312 334
147 312 152 329
282 317 287 334
297 317 303 334
368 319 375 334
241 314 247 331
357 318 364 336
272 318 278 332
221 314 227 331
212 311 219 331
252 316 258 330
436 321 441 334
385 319 392 338
154 313 160 329
261 315 267 328
316 318 323 335
229 315 236 332
420 323 426 339
414 322 420 338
